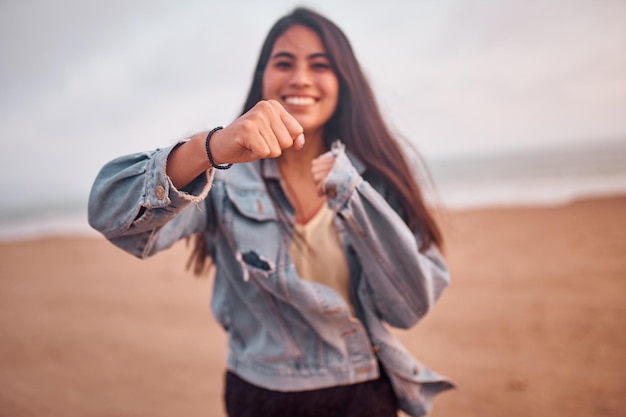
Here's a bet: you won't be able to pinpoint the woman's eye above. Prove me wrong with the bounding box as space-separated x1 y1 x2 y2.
311 62 331 71
274 61 292 69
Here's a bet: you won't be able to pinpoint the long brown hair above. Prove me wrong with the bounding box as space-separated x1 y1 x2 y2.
189 7 442 275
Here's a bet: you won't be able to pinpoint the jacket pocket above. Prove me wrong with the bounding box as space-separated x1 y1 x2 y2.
223 184 282 256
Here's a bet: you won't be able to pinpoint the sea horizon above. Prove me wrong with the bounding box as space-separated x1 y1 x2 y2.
1 138 624 242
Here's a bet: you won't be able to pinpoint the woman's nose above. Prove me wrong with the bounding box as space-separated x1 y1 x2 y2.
289 65 312 86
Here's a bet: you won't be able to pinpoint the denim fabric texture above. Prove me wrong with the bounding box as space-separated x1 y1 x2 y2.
88 141 454 416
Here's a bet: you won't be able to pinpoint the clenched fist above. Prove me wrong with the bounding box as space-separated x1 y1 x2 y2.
209 100 305 165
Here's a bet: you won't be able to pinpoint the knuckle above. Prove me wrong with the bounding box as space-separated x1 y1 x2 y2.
265 99 279 108
257 100 273 112
240 119 256 133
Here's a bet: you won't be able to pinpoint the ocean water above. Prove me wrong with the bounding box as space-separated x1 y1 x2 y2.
1 139 625 242
423 139 626 209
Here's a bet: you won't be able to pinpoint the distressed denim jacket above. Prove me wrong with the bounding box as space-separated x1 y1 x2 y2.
88 141 454 416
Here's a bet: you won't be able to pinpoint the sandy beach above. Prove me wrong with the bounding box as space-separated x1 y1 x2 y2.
1 195 625 417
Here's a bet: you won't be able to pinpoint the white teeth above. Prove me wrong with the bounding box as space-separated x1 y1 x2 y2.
284 96 315 106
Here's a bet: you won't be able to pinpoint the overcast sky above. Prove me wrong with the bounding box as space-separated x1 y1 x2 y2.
0 0 625 207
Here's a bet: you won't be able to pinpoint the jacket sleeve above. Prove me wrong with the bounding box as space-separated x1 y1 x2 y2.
87 144 214 259
324 143 450 329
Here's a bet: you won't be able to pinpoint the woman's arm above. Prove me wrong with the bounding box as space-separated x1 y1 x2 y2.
88 144 214 258
167 100 305 190
88 100 305 258
316 143 450 329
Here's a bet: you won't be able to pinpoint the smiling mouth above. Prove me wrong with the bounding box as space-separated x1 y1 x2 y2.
283 96 316 106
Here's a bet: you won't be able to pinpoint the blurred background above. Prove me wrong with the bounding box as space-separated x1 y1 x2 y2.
1 0 625 240
1 2 625 417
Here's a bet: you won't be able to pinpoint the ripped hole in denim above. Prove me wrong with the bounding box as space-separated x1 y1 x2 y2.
241 250 271 271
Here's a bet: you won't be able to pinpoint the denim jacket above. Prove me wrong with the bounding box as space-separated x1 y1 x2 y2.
88 141 454 416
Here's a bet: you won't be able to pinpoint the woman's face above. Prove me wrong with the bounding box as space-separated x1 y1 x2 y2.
262 25 339 138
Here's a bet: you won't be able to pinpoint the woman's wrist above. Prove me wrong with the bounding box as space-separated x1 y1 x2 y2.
205 127 232 169
166 132 214 189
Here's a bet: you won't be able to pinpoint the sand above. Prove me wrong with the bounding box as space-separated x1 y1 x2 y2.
1 195 625 417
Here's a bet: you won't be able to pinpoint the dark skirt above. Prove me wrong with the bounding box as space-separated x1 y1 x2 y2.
224 368 398 417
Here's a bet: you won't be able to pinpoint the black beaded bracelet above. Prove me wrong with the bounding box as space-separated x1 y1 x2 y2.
204 126 232 170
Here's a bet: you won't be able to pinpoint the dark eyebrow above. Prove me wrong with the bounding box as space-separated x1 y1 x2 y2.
270 52 295 60
308 52 330 60
270 51 330 60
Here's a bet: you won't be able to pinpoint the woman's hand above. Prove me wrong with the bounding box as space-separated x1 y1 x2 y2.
311 152 336 196
167 100 304 190
210 100 305 165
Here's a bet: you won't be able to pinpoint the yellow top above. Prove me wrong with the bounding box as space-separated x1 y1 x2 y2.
289 203 353 314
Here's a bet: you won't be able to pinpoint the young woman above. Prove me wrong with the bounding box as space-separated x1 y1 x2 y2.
89 7 453 417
